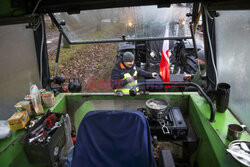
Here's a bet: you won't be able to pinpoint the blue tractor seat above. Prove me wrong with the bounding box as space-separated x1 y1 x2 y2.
71 110 156 167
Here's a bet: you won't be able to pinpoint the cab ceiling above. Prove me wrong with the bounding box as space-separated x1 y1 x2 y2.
0 0 250 18
9 0 198 14
37 0 249 13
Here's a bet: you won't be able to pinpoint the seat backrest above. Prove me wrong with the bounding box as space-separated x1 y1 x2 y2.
72 110 156 167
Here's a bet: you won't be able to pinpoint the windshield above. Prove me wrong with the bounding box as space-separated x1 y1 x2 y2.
47 3 203 95
53 5 192 43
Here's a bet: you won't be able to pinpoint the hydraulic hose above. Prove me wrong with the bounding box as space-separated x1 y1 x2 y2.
130 82 215 122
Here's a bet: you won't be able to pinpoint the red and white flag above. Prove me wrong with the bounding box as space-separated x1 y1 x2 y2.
159 23 170 85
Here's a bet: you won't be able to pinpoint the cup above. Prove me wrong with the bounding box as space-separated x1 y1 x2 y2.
216 83 231 113
226 124 246 141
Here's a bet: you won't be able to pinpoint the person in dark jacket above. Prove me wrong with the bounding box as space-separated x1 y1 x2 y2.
111 51 157 94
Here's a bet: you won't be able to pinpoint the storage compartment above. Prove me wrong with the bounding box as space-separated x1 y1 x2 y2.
23 119 66 166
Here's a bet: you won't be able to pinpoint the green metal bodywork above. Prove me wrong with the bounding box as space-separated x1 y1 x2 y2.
0 92 249 167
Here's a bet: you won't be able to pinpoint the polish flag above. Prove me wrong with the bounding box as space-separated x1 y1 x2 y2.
159 24 170 86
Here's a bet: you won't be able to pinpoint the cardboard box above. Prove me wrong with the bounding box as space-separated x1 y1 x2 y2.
8 111 30 130
15 101 31 114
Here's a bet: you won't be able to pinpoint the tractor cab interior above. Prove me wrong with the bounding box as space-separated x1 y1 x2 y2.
0 0 250 167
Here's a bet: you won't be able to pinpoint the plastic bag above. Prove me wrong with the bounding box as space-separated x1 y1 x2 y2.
0 120 10 139
30 84 44 114
60 114 74 163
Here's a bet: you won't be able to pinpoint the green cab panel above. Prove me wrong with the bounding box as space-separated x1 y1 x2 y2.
0 92 249 167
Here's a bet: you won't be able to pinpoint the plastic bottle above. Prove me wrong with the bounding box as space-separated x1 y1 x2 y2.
30 84 44 114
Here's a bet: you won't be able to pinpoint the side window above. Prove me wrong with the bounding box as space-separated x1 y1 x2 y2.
0 24 40 119
215 10 250 129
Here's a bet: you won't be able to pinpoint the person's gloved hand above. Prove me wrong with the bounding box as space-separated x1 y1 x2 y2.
152 72 158 78
126 77 134 83
183 74 192 81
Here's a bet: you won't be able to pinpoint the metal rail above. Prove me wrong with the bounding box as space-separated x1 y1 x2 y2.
69 36 193 44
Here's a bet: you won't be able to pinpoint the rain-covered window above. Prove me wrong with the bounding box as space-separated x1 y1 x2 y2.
216 10 250 129
53 5 192 43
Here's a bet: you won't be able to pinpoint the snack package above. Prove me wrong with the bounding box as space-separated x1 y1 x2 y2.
15 101 31 114
41 91 55 108
8 110 30 130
